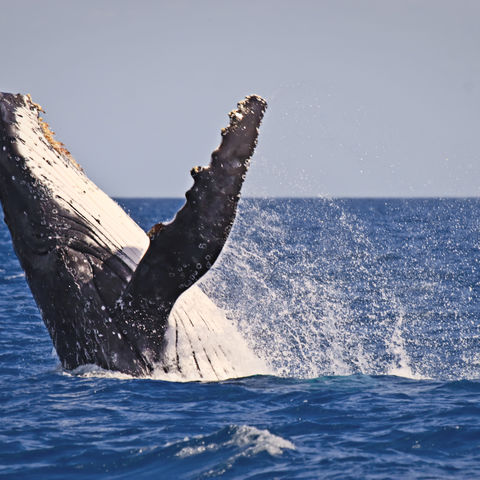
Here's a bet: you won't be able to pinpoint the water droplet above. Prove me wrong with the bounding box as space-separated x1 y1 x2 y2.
198 243 206 249
11 175 15 181
196 263 202 269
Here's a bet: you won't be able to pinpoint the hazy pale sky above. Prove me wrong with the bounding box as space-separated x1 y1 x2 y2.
1 0 479 197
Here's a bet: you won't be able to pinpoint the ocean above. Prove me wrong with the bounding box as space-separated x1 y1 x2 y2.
1 198 480 479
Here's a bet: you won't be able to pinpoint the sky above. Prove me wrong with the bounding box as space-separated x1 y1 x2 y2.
1 0 479 197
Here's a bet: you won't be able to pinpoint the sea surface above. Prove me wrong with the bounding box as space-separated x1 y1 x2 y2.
1 198 480 479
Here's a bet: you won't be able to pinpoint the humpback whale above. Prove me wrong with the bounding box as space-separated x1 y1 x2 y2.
0 92 267 379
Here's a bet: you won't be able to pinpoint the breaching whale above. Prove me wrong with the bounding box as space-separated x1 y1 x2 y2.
0 92 267 379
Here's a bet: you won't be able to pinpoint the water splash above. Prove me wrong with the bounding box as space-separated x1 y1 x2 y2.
201 198 480 381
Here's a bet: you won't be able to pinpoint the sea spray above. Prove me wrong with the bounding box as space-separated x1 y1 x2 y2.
201 198 480 380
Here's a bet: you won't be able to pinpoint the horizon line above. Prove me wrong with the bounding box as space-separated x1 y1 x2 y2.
113 195 480 200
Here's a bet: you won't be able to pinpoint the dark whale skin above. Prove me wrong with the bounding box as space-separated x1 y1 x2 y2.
0 93 267 376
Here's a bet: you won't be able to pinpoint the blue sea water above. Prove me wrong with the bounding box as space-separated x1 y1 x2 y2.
1 198 480 479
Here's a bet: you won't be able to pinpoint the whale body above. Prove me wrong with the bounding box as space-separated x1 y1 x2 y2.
0 92 268 379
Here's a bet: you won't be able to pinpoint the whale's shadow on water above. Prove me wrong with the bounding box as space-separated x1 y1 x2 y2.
0 92 269 380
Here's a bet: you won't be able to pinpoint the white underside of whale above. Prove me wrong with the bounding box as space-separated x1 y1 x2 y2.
162 286 271 381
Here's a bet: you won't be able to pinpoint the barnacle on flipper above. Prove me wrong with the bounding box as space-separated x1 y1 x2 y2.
25 93 83 172
26 93 44 113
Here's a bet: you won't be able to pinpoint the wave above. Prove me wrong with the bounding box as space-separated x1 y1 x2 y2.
175 425 295 459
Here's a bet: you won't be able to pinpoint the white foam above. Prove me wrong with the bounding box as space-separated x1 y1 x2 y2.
385 309 428 380
387 365 429 380
175 425 295 459
229 425 296 456
67 363 135 380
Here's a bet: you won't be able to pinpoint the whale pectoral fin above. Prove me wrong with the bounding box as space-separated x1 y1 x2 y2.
114 96 266 367
132 95 266 299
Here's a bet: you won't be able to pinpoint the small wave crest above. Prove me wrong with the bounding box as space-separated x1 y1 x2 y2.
67 364 135 380
66 363 269 383
176 425 295 459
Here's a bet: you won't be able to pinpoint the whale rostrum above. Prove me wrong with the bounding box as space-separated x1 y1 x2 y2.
0 93 267 377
